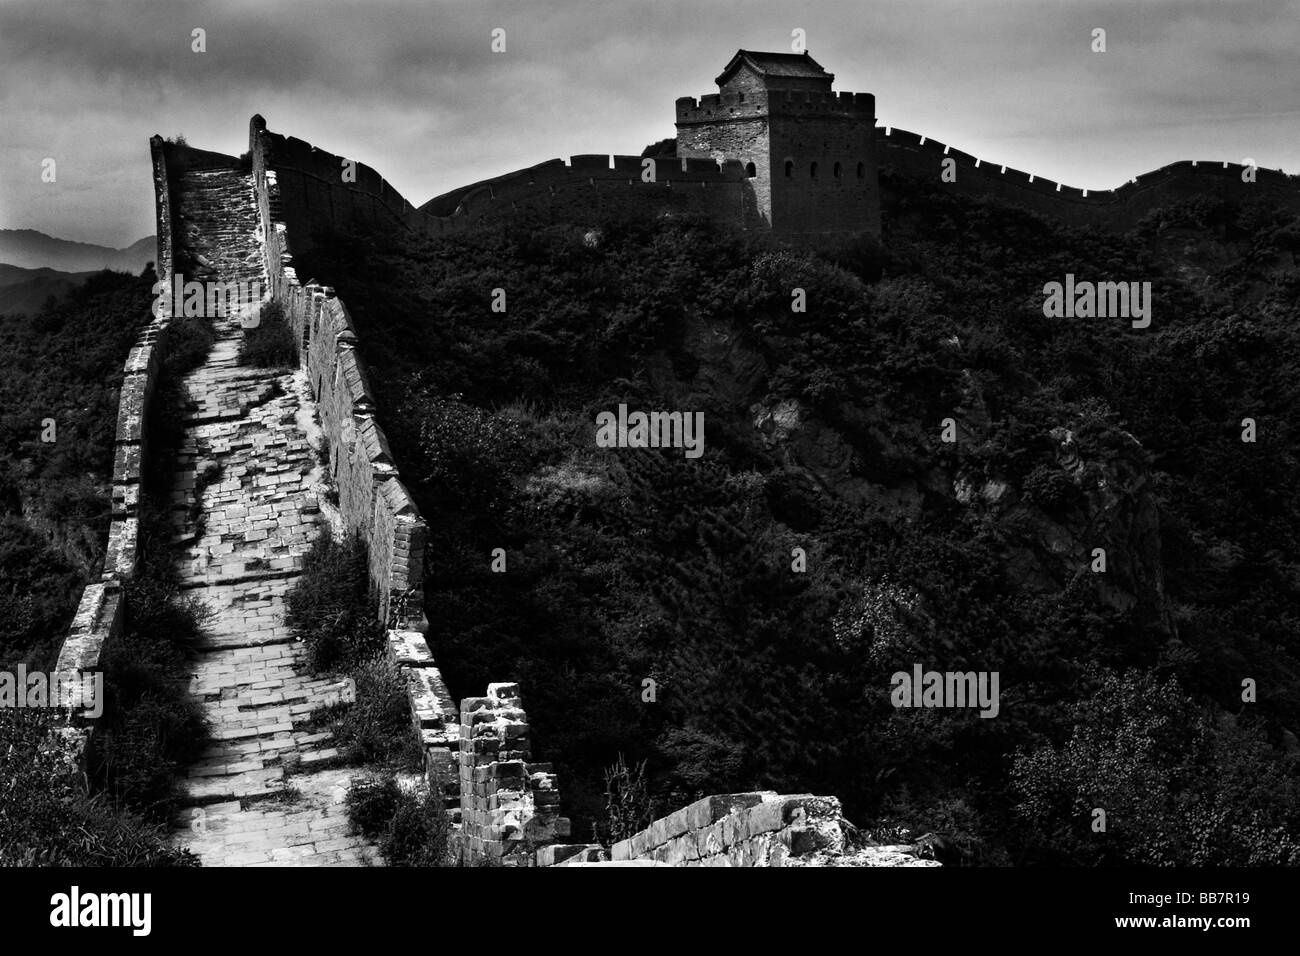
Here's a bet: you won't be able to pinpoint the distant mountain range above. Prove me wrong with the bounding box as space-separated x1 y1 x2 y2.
0 264 101 317
0 230 156 316
0 229 155 273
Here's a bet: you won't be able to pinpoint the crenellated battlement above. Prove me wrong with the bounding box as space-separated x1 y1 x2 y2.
676 89 875 126
417 151 757 230
877 125 1300 225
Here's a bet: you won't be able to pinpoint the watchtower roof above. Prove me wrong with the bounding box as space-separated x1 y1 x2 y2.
715 50 834 87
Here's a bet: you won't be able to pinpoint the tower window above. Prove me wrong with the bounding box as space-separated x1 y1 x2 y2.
745 161 756 178
784 159 794 179
833 162 842 179
856 162 865 179
810 161 818 179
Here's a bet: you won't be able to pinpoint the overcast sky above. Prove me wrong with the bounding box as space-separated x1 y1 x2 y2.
1 0 1296 248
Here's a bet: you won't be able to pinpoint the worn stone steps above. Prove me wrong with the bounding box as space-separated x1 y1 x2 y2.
174 169 265 294
165 169 381 866
173 768 392 866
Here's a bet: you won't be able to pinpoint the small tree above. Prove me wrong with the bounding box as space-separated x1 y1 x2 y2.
1011 669 1300 866
379 780 452 866
604 754 653 844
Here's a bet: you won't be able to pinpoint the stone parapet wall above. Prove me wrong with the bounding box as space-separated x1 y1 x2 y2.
248 115 457 793
248 115 425 270
385 628 458 799
251 116 429 636
47 137 180 767
609 792 838 867
576 791 939 867
277 281 430 633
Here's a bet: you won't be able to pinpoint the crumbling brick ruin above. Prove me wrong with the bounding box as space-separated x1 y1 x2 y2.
455 683 571 865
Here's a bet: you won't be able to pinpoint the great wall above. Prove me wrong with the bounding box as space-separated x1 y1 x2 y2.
46 49 1298 867
877 126 1299 229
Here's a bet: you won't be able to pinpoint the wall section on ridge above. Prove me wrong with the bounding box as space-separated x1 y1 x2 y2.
250 115 428 271
420 153 760 231
878 126 1300 228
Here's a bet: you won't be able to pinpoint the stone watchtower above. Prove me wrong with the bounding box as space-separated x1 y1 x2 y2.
675 50 880 235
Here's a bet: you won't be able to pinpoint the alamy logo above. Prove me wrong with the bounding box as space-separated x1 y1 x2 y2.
595 404 705 459
0 666 102 719
50 887 151 936
151 274 264 322
890 664 1000 718
1042 273 1152 329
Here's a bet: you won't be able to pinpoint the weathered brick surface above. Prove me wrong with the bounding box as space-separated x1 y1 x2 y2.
53 583 123 685
267 273 427 634
676 80 879 235
455 684 571 865
592 790 939 868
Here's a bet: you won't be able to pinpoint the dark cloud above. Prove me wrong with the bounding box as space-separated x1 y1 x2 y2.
1 0 1295 246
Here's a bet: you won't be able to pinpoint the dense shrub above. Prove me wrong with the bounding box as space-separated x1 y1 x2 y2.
0 516 84 671
0 268 154 669
285 534 387 673
377 783 452 867
640 138 676 158
286 533 419 768
345 772 451 866
162 313 216 380
604 754 653 844
0 710 197 866
329 655 422 768
1012 670 1300 866
238 300 297 368
1021 464 1076 511
344 773 403 839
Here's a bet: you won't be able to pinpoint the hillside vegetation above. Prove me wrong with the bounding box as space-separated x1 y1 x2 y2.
0 268 155 669
307 172 1300 864
0 266 207 865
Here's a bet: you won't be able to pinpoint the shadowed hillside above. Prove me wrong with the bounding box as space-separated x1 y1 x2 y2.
0 268 155 670
0 264 101 317
298 168 1300 864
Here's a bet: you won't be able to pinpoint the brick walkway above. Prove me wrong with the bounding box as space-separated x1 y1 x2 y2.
166 167 381 865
